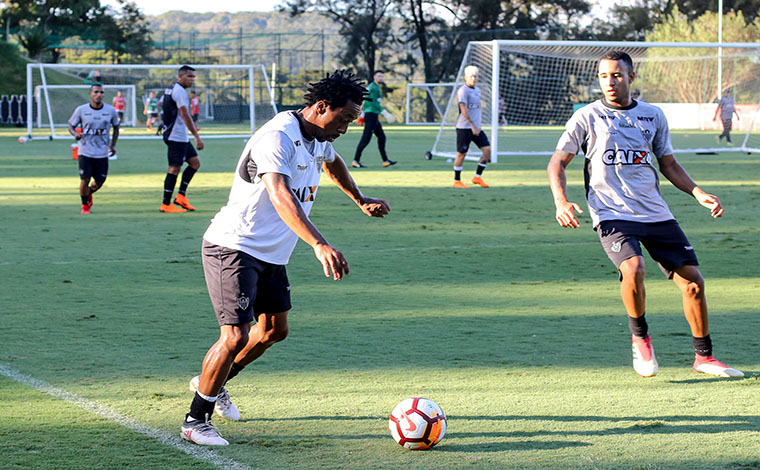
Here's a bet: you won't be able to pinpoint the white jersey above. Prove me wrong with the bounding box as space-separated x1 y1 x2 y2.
456 85 482 129
556 99 675 228
203 111 336 265
68 103 119 158
163 82 190 143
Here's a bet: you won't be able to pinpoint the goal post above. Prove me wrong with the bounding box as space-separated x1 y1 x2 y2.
26 63 278 140
405 83 457 125
430 40 760 161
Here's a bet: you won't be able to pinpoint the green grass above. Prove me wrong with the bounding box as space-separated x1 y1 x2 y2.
0 124 758 469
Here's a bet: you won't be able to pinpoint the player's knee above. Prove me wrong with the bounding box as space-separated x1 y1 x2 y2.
620 259 645 284
682 277 704 299
221 328 249 353
261 325 289 346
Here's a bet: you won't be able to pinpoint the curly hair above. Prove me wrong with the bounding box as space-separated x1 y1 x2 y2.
303 70 368 109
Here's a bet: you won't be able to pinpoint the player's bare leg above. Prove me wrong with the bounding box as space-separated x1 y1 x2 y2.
472 146 491 187
453 152 469 188
619 256 657 377
197 324 252 397
233 311 290 367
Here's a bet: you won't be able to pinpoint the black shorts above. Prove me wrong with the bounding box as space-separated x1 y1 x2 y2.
78 155 109 183
117 111 124 120
192 113 199 122
148 112 158 119
597 219 699 279
456 128 490 154
202 240 292 326
165 140 198 167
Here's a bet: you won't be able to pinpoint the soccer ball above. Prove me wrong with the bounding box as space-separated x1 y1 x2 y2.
18 136 28 144
389 397 446 450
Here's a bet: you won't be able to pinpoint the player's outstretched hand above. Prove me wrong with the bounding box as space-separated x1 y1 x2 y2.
555 201 584 228
313 243 349 280
358 197 390 218
695 192 724 218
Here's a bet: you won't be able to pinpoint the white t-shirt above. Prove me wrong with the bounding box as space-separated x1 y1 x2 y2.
203 111 336 265
68 103 120 158
456 85 482 129
556 99 675 228
164 83 190 143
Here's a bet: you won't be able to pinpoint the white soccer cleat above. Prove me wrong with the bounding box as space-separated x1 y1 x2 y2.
189 375 241 421
180 414 229 446
631 335 658 378
693 355 744 378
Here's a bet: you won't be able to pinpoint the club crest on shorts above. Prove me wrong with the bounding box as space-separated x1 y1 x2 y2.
237 292 250 311
611 241 622 253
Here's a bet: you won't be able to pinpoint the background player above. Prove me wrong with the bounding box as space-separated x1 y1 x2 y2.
190 90 201 129
67 84 120 215
143 91 159 131
112 90 126 123
713 88 740 144
453 65 491 188
160 65 204 213
180 70 390 446
351 70 396 168
547 50 743 379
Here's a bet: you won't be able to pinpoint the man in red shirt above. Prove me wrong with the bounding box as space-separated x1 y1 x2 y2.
113 90 127 123
190 91 201 129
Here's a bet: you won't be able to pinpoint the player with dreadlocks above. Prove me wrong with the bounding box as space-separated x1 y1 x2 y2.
180 70 391 446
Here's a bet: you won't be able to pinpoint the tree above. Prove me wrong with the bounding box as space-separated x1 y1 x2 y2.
281 0 394 79
100 0 153 63
639 7 760 103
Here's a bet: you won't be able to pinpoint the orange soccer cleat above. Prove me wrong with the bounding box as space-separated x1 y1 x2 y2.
160 203 187 213
453 180 470 189
174 194 196 211
472 176 490 188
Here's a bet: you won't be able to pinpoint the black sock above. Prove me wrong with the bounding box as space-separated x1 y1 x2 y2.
163 173 178 205
454 168 462 181
178 167 197 196
476 163 486 176
188 391 216 422
693 335 712 357
224 362 245 384
628 314 649 338
81 195 90 205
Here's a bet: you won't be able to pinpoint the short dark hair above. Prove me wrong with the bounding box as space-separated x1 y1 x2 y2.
303 70 367 108
89 83 103 90
178 65 195 75
374 70 385 75
600 50 634 73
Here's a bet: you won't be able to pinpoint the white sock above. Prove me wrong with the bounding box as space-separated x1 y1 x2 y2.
197 390 217 402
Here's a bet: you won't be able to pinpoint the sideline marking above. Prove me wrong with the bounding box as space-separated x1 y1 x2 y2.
0 363 250 470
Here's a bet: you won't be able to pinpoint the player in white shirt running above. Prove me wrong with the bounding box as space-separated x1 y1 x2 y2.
547 50 743 380
180 71 391 446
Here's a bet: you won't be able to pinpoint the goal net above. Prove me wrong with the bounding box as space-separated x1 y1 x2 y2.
431 40 760 161
405 83 457 125
26 63 277 140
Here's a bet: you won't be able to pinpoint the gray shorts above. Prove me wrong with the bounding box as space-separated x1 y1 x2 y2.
202 240 292 326
597 219 699 280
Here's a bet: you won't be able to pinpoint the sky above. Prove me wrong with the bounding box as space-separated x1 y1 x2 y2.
103 0 285 16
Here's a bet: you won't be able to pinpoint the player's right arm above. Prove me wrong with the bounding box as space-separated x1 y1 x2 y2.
261 172 349 280
547 149 584 228
67 109 83 140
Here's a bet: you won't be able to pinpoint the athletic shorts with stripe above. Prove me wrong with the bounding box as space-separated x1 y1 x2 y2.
202 240 292 326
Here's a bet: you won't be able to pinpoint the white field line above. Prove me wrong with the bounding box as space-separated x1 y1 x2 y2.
0 241 597 267
0 363 251 470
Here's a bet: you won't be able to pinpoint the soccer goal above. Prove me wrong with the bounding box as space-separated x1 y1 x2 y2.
405 83 457 125
26 63 278 140
430 40 760 161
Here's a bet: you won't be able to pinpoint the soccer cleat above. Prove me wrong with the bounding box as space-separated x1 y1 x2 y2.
693 355 744 377
189 376 241 421
351 161 366 168
382 160 397 167
80 203 91 215
160 203 186 213
180 414 229 446
631 335 658 378
174 194 196 211
472 176 490 188
453 180 470 188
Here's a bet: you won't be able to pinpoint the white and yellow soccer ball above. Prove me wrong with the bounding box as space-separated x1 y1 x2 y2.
389 397 446 450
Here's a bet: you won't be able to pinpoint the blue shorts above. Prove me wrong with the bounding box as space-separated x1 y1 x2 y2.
597 219 699 279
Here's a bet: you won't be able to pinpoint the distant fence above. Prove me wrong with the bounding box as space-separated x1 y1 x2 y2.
1 95 28 125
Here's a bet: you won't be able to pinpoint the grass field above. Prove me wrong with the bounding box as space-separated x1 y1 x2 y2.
1 124 758 470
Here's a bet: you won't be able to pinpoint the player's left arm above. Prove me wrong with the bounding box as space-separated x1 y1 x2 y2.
110 125 120 154
658 154 723 218
323 154 390 218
